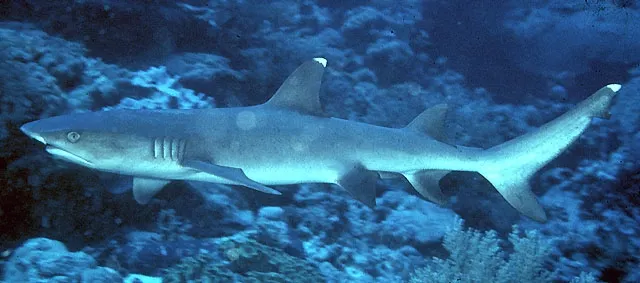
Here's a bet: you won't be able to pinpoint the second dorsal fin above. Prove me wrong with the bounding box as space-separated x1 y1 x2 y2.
405 104 448 142
264 58 327 116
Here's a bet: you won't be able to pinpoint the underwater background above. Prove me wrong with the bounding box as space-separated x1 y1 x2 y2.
1 0 639 282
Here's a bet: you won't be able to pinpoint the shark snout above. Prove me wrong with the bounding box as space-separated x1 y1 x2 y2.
20 122 46 144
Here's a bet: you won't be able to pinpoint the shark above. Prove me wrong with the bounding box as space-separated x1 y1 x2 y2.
20 57 621 222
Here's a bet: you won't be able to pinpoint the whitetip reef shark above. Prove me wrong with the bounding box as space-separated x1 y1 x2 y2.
20 57 621 222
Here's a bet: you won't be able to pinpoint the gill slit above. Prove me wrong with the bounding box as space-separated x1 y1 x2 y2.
163 138 171 160
154 138 161 159
153 137 186 162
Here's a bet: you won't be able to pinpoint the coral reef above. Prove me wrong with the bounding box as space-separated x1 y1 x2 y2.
4 238 121 283
409 219 602 283
163 235 324 282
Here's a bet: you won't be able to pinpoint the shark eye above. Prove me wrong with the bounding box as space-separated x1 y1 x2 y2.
66 131 81 143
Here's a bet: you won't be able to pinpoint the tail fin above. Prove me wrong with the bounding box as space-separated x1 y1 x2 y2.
477 84 621 222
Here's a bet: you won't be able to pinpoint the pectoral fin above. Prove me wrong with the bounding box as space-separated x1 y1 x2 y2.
338 166 379 208
133 177 170 204
182 159 282 195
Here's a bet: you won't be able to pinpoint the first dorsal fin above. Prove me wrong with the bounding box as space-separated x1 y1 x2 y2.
405 104 448 142
264 58 327 116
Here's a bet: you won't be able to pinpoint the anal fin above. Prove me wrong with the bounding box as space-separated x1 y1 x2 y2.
403 170 450 205
338 166 379 208
182 159 281 195
133 177 170 204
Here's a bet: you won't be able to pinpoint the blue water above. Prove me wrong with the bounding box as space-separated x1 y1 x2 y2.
1 1 639 282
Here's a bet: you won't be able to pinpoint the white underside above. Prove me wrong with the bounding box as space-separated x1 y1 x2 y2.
182 166 341 185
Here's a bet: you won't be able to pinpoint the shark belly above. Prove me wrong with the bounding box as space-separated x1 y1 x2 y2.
120 161 193 180
183 166 341 185
242 163 342 185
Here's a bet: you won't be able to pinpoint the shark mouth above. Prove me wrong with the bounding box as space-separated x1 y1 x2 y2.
45 145 94 167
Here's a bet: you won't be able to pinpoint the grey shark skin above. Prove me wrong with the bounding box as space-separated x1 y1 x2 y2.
21 58 622 222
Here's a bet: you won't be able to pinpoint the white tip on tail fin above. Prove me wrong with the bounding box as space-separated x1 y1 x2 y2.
606 84 621 92
477 84 621 222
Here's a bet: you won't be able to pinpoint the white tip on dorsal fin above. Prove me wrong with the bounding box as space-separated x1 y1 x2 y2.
405 104 449 142
313 57 327 67
264 58 327 116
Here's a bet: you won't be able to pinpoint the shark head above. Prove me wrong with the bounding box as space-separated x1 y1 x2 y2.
20 111 153 173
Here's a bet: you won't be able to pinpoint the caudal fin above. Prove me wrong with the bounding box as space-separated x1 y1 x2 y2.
477 84 621 222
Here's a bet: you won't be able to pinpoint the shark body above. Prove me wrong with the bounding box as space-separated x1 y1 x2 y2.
21 58 621 222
